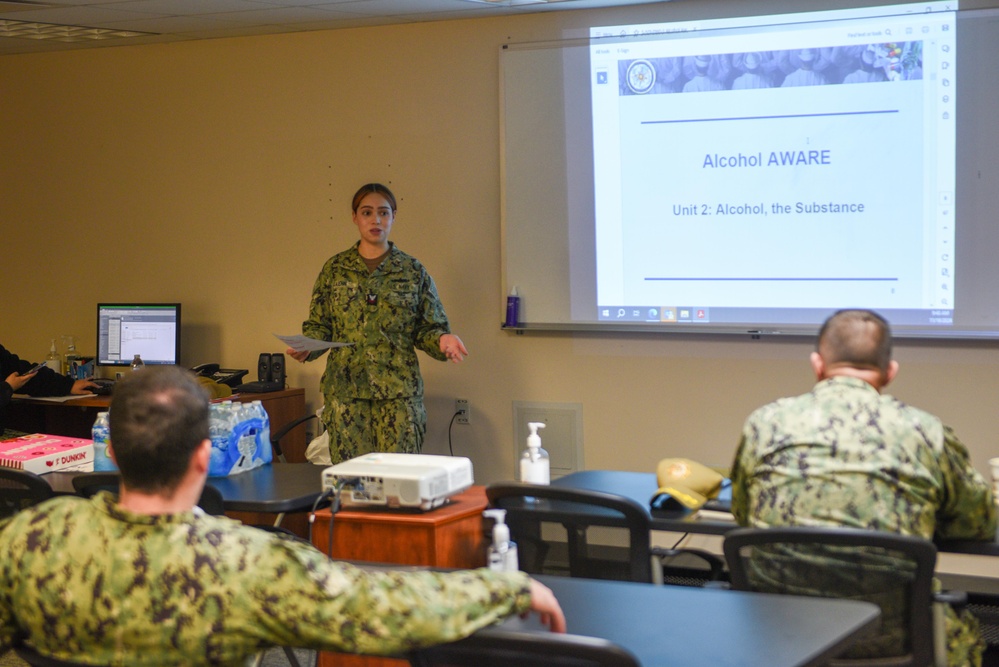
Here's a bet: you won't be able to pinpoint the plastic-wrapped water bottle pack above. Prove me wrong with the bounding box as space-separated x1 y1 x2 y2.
208 400 273 477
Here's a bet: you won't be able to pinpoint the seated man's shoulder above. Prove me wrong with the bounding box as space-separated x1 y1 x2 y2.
746 392 808 422
0 495 90 543
881 394 946 438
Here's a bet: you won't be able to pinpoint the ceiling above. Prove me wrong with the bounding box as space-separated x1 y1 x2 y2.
0 0 662 56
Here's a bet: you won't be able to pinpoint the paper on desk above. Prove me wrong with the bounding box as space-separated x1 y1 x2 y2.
12 394 92 403
274 334 352 353
695 509 736 522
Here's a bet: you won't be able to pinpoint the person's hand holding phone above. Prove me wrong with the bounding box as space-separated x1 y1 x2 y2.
20 362 46 377
5 364 42 393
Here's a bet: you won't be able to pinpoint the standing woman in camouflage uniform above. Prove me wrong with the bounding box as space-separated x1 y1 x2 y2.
288 183 468 464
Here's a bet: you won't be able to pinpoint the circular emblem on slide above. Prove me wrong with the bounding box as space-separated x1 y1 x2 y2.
626 59 656 94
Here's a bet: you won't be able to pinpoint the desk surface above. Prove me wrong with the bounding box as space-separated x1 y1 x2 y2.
44 462 325 514
12 387 304 409
485 574 880 667
552 469 999 556
551 469 735 535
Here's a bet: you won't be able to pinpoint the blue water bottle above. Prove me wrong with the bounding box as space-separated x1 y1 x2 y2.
91 411 117 471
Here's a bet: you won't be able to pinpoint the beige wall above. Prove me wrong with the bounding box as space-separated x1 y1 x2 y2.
2 2 998 485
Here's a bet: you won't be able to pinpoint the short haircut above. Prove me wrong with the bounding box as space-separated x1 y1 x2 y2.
108 366 210 494
816 309 893 373
351 183 398 213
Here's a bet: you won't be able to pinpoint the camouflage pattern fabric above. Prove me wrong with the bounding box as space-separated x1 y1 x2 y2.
302 243 450 462
0 493 531 666
731 375 997 666
325 395 426 464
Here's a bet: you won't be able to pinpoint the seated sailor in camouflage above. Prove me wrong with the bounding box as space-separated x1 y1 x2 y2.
731 309 997 667
289 183 468 464
0 366 564 666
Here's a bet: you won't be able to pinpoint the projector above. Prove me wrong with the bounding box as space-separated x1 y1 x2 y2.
322 453 473 510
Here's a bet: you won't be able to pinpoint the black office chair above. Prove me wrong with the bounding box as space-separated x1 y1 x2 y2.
71 472 226 516
408 630 640 667
0 467 54 519
966 592 999 667
269 413 317 463
724 526 962 667
486 482 723 585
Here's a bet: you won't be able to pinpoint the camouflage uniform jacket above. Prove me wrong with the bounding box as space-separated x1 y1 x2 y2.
302 243 450 407
731 375 996 539
0 493 531 666
731 376 996 665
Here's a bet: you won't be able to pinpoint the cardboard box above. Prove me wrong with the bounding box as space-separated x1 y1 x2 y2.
0 433 94 474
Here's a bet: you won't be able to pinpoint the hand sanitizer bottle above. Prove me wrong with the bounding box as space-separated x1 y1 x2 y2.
44 339 62 374
520 422 550 484
62 335 80 379
484 509 519 572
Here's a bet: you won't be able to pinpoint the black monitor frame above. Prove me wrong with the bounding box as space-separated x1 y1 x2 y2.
96 303 181 367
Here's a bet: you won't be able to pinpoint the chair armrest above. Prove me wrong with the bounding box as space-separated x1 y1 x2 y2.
934 589 968 613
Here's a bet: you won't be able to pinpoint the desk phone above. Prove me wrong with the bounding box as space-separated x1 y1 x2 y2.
191 364 249 388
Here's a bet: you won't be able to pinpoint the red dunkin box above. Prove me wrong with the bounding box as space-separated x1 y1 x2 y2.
0 433 94 474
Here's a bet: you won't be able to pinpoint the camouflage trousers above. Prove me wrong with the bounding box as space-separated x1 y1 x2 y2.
945 605 985 667
322 396 426 464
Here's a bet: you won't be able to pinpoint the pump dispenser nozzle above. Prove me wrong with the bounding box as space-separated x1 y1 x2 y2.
527 422 545 447
484 509 518 572
45 339 61 374
484 509 510 546
521 422 550 485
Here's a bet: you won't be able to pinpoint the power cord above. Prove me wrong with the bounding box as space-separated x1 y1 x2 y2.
326 490 341 562
308 488 335 548
669 533 691 550
447 410 460 456
309 477 359 561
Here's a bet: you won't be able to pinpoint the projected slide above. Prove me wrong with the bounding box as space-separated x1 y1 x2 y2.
590 3 955 324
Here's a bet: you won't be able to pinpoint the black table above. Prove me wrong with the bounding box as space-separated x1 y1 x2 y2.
553 469 736 535
44 462 326 514
480 574 880 667
551 469 999 556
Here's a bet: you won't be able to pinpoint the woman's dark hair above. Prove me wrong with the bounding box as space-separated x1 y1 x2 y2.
351 183 397 213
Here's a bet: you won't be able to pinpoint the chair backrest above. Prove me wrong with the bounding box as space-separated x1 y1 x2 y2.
195 483 226 516
0 467 54 519
71 472 120 498
408 630 640 667
72 472 226 516
486 482 654 583
269 413 317 463
724 526 937 666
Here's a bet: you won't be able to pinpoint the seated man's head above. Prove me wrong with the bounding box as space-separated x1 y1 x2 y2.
812 309 898 389
109 366 210 495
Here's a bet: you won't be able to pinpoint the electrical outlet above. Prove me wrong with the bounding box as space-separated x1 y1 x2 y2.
455 399 470 425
